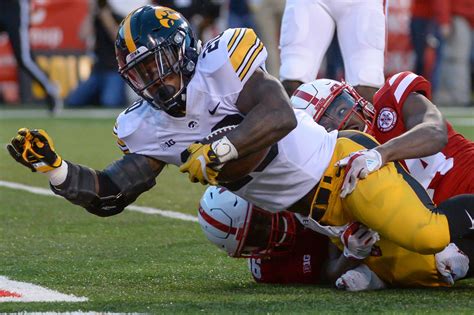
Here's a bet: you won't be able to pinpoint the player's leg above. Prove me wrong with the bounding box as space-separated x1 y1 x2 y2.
344 158 450 254
333 132 473 254
333 0 386 101
7 0 61 112
279 0 335 96
436 194 474 238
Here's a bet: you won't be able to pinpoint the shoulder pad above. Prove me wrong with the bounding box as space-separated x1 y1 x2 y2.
378 71 432 105
196 28 267 94
114 99 150 139
224 28 267 82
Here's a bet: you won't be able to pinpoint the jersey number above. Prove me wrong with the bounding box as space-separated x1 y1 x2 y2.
404 152 454 198
202 34 222 58
249 258 262 279
124 99 144 114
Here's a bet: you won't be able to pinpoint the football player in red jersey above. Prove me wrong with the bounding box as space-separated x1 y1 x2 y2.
198 186 471 290
291 72 474 205
292 75 474 271
198 186 379 286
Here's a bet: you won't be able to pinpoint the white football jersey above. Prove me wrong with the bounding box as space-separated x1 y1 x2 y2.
113 28 337 212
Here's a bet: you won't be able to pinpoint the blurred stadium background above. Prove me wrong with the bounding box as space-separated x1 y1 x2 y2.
0 0 473 109
0 0 473 313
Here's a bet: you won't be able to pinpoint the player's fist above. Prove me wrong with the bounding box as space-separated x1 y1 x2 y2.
435 243 470 285
336 149 383 198
341 222 380 260
179 142 221 185
6 128 62 173
335 264 386 292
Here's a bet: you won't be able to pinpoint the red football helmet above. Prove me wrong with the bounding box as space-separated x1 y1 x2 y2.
198 186 297 258
291 79 376 133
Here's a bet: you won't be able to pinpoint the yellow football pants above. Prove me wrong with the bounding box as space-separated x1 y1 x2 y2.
310 131 450 254
365 239 448 287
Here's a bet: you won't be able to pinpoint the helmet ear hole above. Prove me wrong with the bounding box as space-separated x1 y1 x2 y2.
182 46 199 76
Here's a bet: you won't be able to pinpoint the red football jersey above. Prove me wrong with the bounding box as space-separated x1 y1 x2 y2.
248 223 329 284
373 71 474 204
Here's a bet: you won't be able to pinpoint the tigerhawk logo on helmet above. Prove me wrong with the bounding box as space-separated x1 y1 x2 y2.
155 8 180 28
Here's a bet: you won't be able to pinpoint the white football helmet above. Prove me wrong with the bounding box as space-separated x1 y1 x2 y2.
198 186 297 258
291 79 376 133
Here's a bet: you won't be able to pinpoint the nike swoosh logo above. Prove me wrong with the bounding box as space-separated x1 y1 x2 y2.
465 210 474 230
208 102 220 115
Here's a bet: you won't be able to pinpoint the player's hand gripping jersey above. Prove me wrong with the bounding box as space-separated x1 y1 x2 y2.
113 28 337 212
373 72 474 204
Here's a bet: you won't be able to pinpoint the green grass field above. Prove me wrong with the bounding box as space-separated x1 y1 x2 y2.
0 109 473 313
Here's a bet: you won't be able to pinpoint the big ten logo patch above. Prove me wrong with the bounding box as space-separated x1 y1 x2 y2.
154 8 180 28
302 254 312 274
377 107 397 132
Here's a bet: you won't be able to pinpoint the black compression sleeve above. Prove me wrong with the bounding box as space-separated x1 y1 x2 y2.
96 171 120 197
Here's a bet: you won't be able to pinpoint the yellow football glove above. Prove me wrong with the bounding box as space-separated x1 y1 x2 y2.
6 128 62 173
179 143 221 185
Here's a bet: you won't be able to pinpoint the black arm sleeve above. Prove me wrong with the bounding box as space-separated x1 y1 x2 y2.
51 154 160 217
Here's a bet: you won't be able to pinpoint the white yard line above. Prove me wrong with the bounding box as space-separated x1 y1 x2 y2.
0 179 198 304
0 276 87 303
0 180 198 222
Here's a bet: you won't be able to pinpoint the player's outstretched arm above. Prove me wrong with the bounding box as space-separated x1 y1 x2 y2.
7 128 165 216
375 92 448 164
337 92 447 197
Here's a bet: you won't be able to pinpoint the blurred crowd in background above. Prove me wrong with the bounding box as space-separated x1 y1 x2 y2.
0 0 473 111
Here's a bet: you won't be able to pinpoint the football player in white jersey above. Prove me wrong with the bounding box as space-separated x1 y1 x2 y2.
7 5 474 257
279 0 387 101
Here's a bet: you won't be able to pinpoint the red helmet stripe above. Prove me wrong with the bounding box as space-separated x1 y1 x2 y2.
236 227 244 240
294 89 319 105
199 207 237 235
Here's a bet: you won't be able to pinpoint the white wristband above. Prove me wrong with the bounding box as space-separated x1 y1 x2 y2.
211 136 239 163
47 161 68 186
